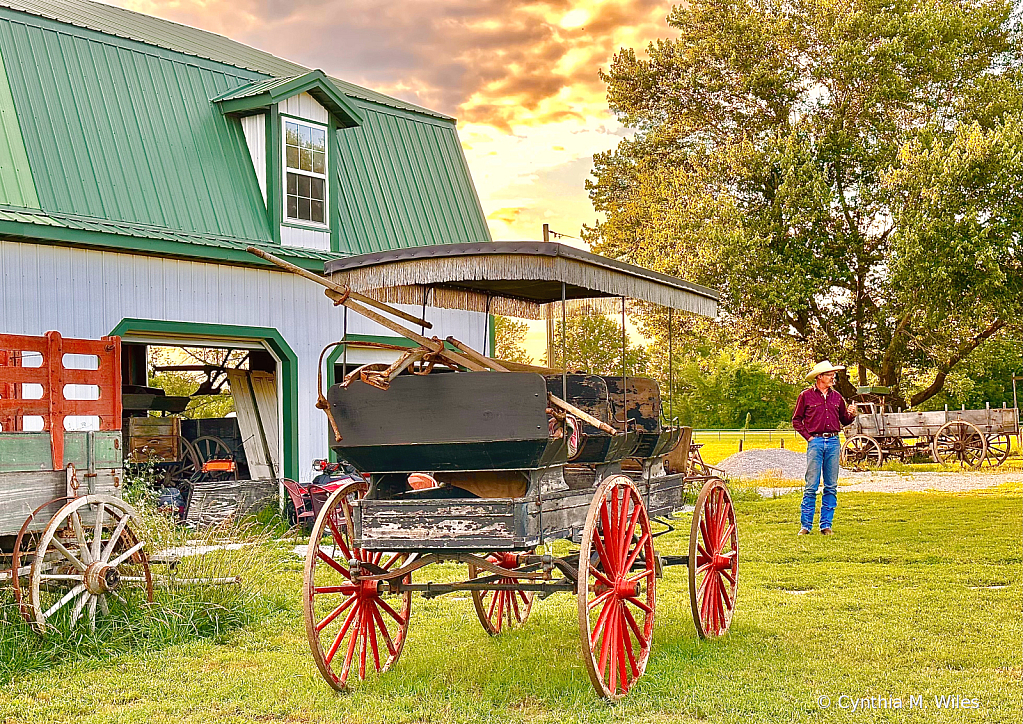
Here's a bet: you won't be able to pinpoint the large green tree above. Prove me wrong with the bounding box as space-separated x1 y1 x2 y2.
587 0 1023 406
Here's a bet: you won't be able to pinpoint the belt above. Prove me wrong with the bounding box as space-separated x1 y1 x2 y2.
812 432 840 438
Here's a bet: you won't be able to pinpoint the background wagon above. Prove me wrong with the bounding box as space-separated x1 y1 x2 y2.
0 332 153 632
841 386 1019 468
255 242 736 700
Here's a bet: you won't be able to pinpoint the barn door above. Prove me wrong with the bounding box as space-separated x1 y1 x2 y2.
227 370 280 480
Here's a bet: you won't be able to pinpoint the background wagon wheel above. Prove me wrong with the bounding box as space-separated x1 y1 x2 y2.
689 478 738 639
303 482 412 691
983 433 1012 467
467 552 535 635
931 421 988 468
191 435 239 480
840 435 883 470
577 474 656 700
165 437 200 487
27 495 153 633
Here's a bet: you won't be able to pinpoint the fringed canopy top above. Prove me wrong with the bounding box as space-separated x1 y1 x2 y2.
323 242 720 320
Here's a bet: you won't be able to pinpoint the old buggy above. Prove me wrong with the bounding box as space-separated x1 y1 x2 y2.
254 242 738 700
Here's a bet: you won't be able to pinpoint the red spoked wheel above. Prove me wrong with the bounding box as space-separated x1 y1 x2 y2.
577 475 656 700
688 478 738 639
468 552 534 635
303 482 411 691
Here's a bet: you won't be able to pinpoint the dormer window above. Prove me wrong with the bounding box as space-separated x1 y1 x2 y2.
283 119 327 225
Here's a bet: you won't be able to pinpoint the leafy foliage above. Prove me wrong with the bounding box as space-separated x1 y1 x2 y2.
492 315 534 364
667 348 802 428
587 0 1023 406
553 312 648 376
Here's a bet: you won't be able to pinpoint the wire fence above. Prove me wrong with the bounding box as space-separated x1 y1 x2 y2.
692 428 803 442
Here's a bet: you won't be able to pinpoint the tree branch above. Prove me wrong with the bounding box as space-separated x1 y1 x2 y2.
909 319 1007 407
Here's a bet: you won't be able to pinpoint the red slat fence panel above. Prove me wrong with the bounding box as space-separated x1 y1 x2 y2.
0 331 122 469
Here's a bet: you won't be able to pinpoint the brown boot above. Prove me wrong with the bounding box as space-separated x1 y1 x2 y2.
820 527 833 536
797 528 810 536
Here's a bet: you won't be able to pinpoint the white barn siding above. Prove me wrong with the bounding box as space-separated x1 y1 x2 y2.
281 224 330 251
0 241 490 480
240 113 267 207
279 92 329 124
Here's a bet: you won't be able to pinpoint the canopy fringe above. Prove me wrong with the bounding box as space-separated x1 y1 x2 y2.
328 256 717 319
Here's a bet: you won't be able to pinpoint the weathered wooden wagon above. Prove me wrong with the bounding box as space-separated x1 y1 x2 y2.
0 332 153 631
253 242 736 700
841 389 1019 469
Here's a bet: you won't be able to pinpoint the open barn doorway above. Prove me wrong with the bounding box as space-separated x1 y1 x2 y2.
111 319 295 526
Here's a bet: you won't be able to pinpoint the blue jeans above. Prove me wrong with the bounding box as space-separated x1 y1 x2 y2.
801 436 840 530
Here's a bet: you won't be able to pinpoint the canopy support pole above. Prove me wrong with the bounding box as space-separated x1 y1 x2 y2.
561 282 567 401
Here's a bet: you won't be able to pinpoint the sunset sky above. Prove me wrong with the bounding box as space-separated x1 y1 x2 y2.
111 0 679 246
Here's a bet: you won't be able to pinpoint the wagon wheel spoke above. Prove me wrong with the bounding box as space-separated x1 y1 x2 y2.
304 482 411 691
578 475 655 700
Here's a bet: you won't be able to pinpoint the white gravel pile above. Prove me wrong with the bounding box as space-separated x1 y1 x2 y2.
716 448 809 481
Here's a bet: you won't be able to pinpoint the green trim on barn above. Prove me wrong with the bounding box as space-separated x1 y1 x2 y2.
0 211 337 271
109 318 299 481
214 70 363 128
0 41 37 208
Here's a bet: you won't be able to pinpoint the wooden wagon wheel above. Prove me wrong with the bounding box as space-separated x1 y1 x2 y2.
840 435 883 470
983 433 1012 467
932 421 987 468
27 495 153 632
468 552 535 635
577 474 656 700
165 437 200 487
191 435 239 480
303 481 411 691
688 478 738 639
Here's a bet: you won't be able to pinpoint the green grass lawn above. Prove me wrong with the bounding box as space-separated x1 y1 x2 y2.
1 490 1019 724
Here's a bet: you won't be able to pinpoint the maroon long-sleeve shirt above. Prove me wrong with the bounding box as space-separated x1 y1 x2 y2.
792 386 856 441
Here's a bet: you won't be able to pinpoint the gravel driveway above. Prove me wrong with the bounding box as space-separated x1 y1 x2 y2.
716 448 1021 495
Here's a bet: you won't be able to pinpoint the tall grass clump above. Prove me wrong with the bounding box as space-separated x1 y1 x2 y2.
0 503 291 686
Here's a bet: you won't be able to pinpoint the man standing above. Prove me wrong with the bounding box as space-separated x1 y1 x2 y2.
792 361 857 535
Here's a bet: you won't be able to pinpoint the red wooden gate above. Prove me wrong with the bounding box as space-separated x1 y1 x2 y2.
0 331 122 469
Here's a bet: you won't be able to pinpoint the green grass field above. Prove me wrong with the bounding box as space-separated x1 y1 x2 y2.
2 488 1019 724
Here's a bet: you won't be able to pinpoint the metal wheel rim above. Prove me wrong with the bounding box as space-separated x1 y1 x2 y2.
688 478 738 639
932 421 988 469
468 555 535 636
302 482 412 691
840 435 883 470
577 474 656 700
11 497 71 622
28 495 153 633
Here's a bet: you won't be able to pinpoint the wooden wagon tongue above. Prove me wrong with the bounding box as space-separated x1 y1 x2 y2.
246 243 718 433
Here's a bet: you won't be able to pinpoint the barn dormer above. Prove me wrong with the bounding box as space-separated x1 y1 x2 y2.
214 71 363 252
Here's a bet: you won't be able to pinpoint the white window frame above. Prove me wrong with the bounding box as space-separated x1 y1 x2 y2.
281 115 329 229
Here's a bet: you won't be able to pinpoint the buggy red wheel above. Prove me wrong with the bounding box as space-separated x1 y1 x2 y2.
577 475 656 700
468 552 534 635
303 482 411 691
689 478 738 639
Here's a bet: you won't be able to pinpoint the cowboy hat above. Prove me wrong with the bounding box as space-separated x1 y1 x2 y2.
805 360 845 383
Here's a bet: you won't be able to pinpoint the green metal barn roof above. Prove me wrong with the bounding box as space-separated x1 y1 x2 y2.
0 0 491 270
0 0 453 120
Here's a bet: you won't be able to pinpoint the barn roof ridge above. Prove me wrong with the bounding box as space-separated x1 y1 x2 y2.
0 0 455 121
